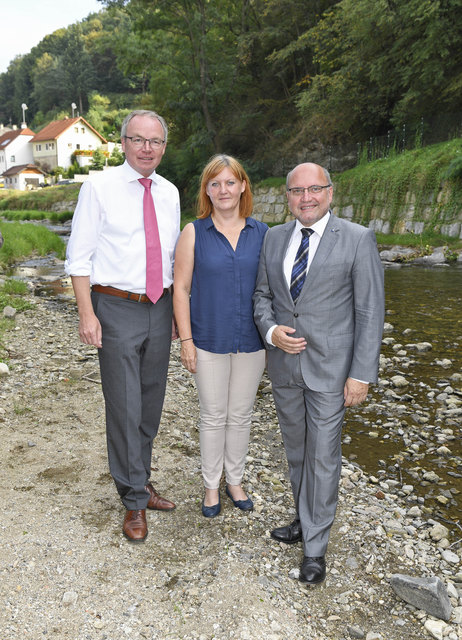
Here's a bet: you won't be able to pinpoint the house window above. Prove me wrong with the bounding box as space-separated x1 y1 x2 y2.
36 144 41 151
10 155 15 162
50 143 54 149
75 127 79 133
76 144 80 150
68 143 72 148
81 128 85 134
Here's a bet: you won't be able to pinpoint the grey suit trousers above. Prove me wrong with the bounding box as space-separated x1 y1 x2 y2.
271 359 345 557
92 289 172 510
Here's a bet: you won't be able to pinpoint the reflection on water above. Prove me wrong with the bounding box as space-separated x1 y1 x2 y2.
345 266 462 531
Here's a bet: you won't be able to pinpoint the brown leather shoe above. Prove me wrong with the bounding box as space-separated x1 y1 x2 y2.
145 482 176 511
123 509 147 542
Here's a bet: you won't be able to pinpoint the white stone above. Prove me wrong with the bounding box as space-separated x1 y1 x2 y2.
430 523 450 541
391 375 408 388
423 619 447 640
441 550 460 565
62 591 78 606
0 363 9 376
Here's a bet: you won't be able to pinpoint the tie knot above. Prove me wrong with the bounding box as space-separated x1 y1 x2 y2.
301 227 314 238
138 178 152 190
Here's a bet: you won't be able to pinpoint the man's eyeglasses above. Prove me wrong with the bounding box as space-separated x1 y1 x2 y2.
287 185 332 196
124 136 165 149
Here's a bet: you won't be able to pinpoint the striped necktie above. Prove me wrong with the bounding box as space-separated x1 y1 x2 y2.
290 227 314 302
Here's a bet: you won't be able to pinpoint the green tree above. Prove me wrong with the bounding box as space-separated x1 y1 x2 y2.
61 25 95 115
90 147 106 170
31 53 64 113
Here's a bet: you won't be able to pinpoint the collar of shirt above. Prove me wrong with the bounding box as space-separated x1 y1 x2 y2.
283 211 331 286
123 160 159 185
292 210 330 240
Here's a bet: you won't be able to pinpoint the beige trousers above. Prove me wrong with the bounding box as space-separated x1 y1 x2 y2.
194 348 266 489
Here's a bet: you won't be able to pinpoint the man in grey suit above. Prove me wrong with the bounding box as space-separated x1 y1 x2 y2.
253 162 384 584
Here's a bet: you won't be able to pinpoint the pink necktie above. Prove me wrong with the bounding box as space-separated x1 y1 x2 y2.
138 178 163 303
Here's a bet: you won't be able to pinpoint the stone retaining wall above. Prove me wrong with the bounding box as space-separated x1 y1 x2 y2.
252 183 462 238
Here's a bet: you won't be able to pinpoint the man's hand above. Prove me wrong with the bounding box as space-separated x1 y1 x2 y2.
344 377 369 407
78 311 102 349
272 325 307 354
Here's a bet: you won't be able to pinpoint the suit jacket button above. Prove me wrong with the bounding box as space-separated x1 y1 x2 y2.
294 313 299 318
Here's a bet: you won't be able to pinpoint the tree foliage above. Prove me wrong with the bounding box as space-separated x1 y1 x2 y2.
0 0 461 190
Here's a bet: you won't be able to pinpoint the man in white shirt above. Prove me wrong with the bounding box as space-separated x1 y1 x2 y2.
253 163 384 583
65 110 180 542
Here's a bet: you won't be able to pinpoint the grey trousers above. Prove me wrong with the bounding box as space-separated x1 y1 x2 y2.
271 373 345 557
92 289 172 510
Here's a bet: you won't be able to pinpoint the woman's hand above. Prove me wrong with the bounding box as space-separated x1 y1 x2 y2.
181 340 197 373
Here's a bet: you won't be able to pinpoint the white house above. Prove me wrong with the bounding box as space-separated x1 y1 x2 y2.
0 126 35 174
31 116 107 171
2 164 47 190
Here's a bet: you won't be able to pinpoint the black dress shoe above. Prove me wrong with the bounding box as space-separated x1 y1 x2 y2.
299 556 326 584
270 518 302 544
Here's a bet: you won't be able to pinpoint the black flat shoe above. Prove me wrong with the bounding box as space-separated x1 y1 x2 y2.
270 518 302 544
201 496 221 518
299 556 326 584
225 485 253 511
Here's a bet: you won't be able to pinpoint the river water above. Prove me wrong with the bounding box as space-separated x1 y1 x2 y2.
9 255 462 533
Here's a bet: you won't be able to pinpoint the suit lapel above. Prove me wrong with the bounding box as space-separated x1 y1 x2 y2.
301 213 340 291
279 221 297 301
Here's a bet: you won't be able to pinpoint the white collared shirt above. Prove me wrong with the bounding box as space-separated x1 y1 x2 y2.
282 211 330 287
65 161 180 292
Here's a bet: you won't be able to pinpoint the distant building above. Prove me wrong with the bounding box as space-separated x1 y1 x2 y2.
0 127 35 173
31 116 107 171
2 164 47 191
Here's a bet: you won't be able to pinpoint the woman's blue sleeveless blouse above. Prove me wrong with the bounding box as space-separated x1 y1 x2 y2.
190 216 268 354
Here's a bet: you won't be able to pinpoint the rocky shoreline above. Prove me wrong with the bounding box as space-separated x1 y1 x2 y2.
0 286 461 640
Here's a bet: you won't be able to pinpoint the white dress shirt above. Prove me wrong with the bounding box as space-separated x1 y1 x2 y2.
65 161 180 292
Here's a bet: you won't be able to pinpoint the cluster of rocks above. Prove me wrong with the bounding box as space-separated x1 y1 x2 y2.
379 246 462 266
0 285 461 639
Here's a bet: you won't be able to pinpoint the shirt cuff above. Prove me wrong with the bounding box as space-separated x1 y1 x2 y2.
265 325 277 346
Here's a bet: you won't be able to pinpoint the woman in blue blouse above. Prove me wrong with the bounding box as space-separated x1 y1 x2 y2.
173 155 268 517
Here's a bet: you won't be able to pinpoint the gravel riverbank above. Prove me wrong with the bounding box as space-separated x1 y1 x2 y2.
1 292 462 640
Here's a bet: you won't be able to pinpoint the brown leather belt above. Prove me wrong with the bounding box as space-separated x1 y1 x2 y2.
92 284 169 303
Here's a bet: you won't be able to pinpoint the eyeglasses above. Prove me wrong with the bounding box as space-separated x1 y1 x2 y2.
124 136 165 149
287 185 331 196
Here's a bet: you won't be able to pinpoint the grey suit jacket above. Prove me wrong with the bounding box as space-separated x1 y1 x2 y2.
253 213 385 392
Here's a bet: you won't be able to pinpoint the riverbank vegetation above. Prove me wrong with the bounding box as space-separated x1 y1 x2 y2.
334 138 462 241
0 222 66 268
0 280 34 361
0 185 80 213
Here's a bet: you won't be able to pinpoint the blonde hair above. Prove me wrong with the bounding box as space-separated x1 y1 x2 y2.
196 154 253 219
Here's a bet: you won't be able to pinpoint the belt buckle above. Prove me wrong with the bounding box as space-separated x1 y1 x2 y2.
138 293 143 303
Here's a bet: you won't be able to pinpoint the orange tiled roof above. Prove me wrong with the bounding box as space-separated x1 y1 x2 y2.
0 127 35 148
31 116 107 143
2 163 46 177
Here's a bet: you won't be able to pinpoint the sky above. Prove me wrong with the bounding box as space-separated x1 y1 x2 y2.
1 0 103 74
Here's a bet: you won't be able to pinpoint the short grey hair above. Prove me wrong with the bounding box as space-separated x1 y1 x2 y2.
121 110 168 143
286 164 331 189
